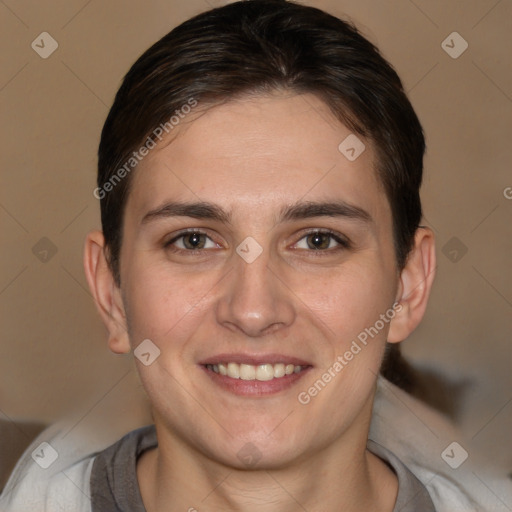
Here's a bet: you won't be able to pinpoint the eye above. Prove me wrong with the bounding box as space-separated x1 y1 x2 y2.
294 231 349 251
166 231 218 250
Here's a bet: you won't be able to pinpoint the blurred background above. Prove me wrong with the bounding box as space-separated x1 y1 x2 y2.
1 0 511 489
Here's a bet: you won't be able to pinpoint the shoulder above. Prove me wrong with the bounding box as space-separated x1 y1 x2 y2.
0 423 156 512
0 423 99 512
0 421 96 512
371 376 512 511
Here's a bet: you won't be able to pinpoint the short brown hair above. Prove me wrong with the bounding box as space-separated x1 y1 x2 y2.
98 0 425 284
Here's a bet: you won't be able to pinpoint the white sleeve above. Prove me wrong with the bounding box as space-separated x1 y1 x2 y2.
371 376 512 512
0 423 95 512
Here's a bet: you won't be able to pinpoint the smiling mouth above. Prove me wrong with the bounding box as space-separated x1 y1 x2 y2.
204 362 309 381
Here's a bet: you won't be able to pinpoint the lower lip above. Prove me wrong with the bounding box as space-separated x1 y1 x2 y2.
200 365 312 397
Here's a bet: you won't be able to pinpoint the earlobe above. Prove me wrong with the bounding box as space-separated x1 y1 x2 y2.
83 230 131 354
387 227 436 343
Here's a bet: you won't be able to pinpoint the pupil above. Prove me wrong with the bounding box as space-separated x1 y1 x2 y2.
308 233 328 250
186 233 203 249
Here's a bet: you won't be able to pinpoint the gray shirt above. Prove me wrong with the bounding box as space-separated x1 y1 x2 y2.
90 425 436 512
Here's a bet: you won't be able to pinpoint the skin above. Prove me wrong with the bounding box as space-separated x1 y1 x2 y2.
84 92 436 512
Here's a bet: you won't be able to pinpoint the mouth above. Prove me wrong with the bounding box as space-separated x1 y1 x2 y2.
205 362 307 380
199 354 312 396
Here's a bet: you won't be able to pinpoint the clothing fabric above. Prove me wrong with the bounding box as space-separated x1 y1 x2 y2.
1 376 511 511
89 425 436 512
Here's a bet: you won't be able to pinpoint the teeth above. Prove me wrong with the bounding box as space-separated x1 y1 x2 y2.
240 363 256 380
207 362 305 381
273 363 285 378
227 362 239 379
256 364 274 381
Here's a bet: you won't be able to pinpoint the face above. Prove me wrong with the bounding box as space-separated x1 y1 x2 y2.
118 93 400 468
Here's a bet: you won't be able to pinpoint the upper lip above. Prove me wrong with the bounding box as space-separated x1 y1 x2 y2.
200 353 312 366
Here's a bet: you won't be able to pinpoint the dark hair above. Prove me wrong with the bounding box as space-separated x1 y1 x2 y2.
98 0 424 285
97 0 426 389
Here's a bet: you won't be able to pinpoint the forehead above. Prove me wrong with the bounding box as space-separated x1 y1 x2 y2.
126 92 389 223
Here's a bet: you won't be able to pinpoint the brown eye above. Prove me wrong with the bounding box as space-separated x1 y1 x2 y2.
182 232 207 249
166 231 217 250
306 232 331 250
294 230 350 252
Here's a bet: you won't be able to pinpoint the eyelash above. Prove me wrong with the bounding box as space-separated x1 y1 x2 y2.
164 229 351 254
294 229 351 253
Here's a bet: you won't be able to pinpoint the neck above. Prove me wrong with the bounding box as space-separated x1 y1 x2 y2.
137 412 397 512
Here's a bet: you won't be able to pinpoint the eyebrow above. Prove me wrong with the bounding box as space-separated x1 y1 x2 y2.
279 201 372 224
141 200 372 225
142 201 231 224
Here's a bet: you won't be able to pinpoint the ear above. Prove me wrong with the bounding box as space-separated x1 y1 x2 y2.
83 230 131 354
387 227 436 343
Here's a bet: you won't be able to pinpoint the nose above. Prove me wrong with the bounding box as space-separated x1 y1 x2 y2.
215 248 296 337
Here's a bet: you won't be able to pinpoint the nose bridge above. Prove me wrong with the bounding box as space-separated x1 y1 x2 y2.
216 247 295 336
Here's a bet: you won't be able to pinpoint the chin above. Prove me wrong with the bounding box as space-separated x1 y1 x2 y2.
205 432 306 471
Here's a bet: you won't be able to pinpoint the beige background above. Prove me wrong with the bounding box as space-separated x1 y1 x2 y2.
1 0 511 474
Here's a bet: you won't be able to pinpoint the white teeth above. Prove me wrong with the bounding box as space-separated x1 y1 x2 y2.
256 364 274 381
227 362 240 379
207 362 305 380
273 363 285 378
240 363 256 380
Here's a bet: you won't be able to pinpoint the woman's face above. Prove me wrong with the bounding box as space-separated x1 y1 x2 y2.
117 92 401 468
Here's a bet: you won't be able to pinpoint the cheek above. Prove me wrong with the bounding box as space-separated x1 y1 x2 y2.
288 259 396 344
292 262 395 421
122 260 217 343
